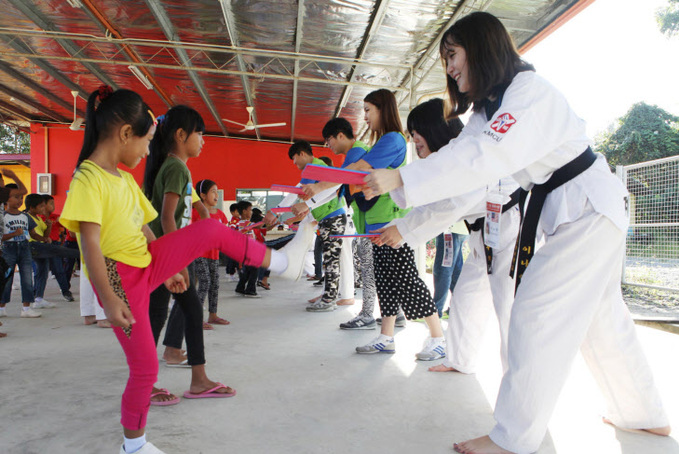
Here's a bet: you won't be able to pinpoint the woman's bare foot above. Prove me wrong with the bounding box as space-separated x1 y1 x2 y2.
337 298 355 306
308 295 321 304
428 364 459 372
150 386 178 404
162 349 187 362
83 315 96 325
454 436 514 454
96 319 111 328
602 417 671 436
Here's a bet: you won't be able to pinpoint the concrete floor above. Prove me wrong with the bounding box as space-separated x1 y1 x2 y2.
0 274 678 454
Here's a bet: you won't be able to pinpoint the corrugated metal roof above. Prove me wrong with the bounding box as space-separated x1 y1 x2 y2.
0 0 588 144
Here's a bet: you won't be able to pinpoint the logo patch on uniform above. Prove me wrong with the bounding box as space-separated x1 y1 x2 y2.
490 113 516 134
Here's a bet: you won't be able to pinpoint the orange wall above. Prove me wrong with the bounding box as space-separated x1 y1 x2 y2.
29 124 341 212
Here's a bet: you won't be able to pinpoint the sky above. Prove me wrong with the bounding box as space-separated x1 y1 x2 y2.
523 0 679 139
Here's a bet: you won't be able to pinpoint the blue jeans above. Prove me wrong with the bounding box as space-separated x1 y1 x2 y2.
30 242 78 297
432 232 468 317
2 241 34 303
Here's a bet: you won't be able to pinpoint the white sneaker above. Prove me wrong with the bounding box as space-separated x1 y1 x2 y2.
0 308 7 318
278 221 317 281
119 441 166 454
415 336 446 361
21 308 42 318
33 298 56 309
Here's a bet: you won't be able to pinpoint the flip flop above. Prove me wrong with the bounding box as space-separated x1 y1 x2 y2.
165 359 191 368
150 388 180 406
208 317 230 325
183 383 236 399
257 281 271 290
202 322 214 330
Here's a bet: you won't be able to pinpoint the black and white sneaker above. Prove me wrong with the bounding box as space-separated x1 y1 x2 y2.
340 315 376 330
62 291 75 302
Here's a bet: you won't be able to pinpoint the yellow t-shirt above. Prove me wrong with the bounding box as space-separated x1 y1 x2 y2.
60 160 158 268
28 213 47 242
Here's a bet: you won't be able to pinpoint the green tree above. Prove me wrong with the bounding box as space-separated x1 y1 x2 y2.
595 102 679 167
0 124 30 154
656 0 679 37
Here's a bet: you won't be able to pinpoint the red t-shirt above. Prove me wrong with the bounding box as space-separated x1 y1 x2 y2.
191 208 228 260
253 227 266 243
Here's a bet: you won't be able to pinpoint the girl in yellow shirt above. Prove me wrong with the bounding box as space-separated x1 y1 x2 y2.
60 86 313 454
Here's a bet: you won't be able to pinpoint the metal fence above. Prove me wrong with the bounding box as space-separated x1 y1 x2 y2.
617 155 679 292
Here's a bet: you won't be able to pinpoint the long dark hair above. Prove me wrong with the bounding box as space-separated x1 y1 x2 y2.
363 89 403 144
439 12 534 118
407 98 464 153
143 105 205 198
76 86 153 168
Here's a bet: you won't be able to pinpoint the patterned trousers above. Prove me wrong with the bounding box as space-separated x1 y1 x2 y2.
317 214 346 303
194 257 220 314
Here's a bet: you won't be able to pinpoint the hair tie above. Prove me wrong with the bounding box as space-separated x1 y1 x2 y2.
97 85 113 101
156 114 165 125
147 110 158 126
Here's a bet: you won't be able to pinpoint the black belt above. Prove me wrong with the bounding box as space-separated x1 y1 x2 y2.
463 188 521 274
509 147 597 293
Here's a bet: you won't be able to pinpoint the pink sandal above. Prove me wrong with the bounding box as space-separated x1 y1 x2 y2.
150 388 180 406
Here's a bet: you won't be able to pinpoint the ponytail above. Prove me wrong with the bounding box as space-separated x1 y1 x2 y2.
144 105 205 198
76 86 153 169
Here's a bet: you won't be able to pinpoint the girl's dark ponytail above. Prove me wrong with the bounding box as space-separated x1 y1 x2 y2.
144 105 205 198
75 85 153 169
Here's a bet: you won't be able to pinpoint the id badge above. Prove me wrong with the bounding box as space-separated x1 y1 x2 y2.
484 192 504 249
442 233 454 267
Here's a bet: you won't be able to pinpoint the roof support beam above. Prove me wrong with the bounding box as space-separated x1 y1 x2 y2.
0 35 90 104
396 0 474 110
333 0 391 118
143 0 229 137
290 0 305 142
80 0 173 108
0 60 84 117
219 0 261 140
0 100 32 123
6 0 117 90
0 83 68 123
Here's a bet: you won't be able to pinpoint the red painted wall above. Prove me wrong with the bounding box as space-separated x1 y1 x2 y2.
30 124 341 211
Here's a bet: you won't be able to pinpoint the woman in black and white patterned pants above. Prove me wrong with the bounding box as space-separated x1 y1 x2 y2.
372 244 436 320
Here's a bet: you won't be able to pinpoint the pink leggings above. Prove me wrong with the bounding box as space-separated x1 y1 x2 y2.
104 219 266 430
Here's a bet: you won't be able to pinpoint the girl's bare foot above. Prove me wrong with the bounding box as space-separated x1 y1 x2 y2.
163 347 187 364
96 319 111 328
150 386 179 404
602 417 671 436
454 436 514 454
428 364 458 372
83 315 96 325
308 295 321 304
189 378 235 395
207 315 230 325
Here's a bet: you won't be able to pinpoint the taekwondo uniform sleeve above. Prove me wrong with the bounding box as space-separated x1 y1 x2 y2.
305 184 341 210
399 72 592 207
276 183 303 208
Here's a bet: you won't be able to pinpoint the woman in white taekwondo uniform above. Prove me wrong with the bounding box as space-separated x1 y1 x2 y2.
364 11 670 454
375 98 521 372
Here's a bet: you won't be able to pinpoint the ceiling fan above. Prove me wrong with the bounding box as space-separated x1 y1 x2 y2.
222 106 286 132
69 90 84 131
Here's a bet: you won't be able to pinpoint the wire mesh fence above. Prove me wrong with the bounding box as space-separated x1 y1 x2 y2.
617 155 679 292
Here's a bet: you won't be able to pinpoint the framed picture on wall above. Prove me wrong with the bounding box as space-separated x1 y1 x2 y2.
37 173 54 195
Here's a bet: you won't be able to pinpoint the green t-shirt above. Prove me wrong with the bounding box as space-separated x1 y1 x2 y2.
148 156 194 238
